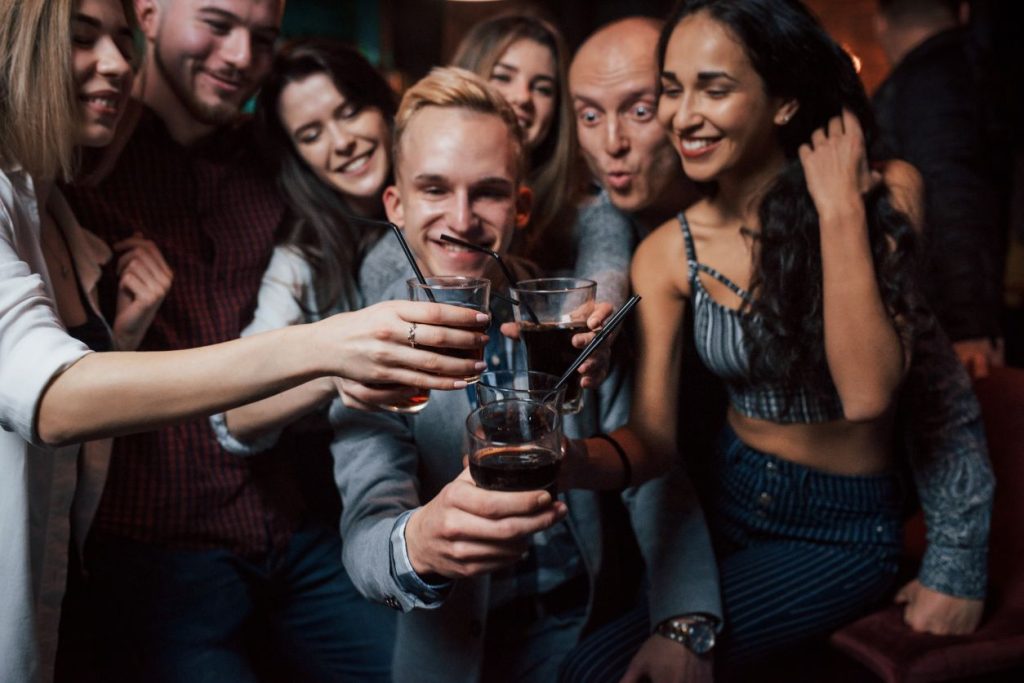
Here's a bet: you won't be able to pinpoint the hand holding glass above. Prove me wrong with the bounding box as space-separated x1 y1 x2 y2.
466 399 562 493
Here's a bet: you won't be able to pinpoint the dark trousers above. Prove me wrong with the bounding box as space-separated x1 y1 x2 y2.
58 524 395 683
559 426 904 682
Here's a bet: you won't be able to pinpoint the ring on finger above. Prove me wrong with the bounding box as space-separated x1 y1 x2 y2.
407 322 417 348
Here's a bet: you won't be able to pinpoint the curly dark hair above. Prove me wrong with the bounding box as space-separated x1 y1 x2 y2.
658 0 928 397
255 38 397 315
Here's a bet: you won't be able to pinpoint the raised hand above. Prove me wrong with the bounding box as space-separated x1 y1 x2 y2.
112 233 173 350
799 109 869 221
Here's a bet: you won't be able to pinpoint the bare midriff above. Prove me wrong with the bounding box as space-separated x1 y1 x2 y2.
728 407 895 476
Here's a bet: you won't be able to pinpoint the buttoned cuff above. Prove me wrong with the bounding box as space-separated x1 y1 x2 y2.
208 412 281 456
389 510 452 609
918 544 987 600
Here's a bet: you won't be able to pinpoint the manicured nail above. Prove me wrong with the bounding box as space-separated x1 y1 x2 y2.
474 361 487 370
475 313 490 323
453 380 468 389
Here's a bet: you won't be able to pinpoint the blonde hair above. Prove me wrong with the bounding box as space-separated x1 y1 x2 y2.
0 0 137 181
393 66 526 182
0 0 77 180
452 14 579 268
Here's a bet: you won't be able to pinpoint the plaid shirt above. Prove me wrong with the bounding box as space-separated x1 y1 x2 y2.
64 106 302 558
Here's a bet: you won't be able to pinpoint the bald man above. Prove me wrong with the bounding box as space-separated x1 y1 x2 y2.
570 17 696 236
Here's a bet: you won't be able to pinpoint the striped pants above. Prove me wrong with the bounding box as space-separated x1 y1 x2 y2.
560 426 904 681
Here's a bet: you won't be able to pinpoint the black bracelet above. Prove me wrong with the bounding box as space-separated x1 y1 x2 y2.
594 432 631 490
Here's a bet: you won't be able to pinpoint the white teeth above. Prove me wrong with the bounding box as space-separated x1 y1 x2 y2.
339 154 370 173
442 243 471 253
85 96 118 108
682 138 717 151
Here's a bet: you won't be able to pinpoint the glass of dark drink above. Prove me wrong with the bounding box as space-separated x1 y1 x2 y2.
476 370 565 409
466 399 563 493
375 276 490 414
511 278 596 414
407 276 490 384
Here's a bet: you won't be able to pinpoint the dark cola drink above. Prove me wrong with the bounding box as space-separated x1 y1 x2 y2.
519 321 588 411
470 444 561 492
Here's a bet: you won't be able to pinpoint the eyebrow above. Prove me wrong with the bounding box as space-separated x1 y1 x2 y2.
198 7 280 38
72 13 101 28
73 12 133 39
573 88 655 109
697 70 738 83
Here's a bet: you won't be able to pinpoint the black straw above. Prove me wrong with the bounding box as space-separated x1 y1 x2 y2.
550 295 642 395
439 234 539 323
389 224 435 302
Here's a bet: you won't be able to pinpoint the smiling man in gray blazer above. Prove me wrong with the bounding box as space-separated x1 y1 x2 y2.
329 66 721 683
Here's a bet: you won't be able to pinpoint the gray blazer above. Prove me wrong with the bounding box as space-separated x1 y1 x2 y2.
334 247 720 682
330 369 720 683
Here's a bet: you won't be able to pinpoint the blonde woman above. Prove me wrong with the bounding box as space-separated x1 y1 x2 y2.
0 2 486 681
453 15 635 306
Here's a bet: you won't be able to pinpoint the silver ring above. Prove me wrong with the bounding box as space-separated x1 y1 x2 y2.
407 322 417 348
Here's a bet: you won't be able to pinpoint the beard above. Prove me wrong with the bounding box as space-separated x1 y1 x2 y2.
152 42 248 127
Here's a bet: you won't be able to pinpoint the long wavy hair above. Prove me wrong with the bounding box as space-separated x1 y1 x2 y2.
255 38 396 315
452 14 579 271
658 0 926 396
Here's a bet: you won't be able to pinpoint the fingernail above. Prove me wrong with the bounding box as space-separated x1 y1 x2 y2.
475 313 490 323
536 492 551 506
480 335 490 344
474 361 487 370
453 380 468 389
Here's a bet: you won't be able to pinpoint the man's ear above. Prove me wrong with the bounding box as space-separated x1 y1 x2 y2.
774 99 799 127
382 185 404 227
514 185 532 230
134 0 161 42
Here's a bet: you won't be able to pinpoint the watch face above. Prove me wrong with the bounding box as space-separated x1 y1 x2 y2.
686 622 716 655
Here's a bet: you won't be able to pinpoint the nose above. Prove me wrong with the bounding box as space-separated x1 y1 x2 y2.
448 189 476 236
327 121 357 156
509 79 533 111
220 28 253 71
96 36 132 82
604 116 629 157
673 92 701 134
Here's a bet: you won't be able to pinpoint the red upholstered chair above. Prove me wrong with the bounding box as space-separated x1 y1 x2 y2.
830 366 1024 682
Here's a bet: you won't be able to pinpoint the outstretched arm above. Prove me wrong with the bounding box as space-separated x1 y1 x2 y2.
37 300 488 445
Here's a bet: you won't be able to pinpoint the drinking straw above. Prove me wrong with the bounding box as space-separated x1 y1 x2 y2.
389 223 434 302
439 234 540 323
549 295 642 396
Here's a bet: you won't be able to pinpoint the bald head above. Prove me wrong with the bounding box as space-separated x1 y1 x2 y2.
569 17 688 225
570 17 663 86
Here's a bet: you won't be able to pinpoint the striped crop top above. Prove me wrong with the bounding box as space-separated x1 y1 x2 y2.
681 213 845 424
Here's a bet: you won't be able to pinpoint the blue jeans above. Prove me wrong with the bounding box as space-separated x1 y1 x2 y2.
559 426 904 682
78 525 395 683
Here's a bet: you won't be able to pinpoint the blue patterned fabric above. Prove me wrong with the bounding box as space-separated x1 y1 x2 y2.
680 213 846 423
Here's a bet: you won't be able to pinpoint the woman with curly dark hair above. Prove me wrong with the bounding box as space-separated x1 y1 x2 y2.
558 0 992 680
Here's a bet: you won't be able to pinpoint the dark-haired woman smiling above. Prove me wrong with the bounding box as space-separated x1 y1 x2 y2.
560 1 993 680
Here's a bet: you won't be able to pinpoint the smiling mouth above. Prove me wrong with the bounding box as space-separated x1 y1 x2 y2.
336 151 373 174
680 137 722 158
202 70 244 92
80 94 121 116
433 237 492 255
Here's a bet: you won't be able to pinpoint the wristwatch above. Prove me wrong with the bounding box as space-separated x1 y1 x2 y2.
655 614 718 655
